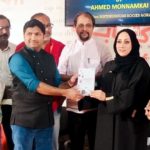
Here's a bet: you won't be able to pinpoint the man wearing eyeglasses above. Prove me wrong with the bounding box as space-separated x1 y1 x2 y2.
15 13 65 150
58 12 113 150
0 14 16 150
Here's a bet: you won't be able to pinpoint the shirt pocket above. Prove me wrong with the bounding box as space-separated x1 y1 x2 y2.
86 58 100 69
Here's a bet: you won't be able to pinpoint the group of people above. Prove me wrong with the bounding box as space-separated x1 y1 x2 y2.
0 10 150 150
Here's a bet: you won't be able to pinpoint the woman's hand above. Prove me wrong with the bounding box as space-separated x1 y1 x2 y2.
90 90 106 101
145 100 150 120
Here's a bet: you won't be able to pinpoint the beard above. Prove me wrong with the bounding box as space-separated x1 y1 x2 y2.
78 31 90 42
0 34 9 44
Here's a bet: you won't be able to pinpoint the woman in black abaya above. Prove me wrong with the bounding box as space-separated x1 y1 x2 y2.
90 29 150 150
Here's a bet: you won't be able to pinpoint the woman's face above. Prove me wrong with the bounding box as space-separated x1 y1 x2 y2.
116 31 132 57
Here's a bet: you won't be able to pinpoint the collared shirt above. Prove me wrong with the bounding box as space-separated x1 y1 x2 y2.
58 37 113 113
0 42 16 86
0 42 16 122
9 49 61 92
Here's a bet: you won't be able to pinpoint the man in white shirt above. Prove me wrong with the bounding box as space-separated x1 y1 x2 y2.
58 12 112 150
0 14 16 150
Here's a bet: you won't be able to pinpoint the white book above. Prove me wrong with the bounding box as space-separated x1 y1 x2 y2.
77 68 95 96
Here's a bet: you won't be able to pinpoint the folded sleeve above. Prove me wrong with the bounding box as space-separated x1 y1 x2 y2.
9 53 40 92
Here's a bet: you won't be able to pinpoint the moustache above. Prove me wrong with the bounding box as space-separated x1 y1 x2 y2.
0 34 9 38
80 31 89 34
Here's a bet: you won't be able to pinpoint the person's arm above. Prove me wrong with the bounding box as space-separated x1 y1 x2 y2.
36 81 82 100
59 74 78 89
90 61 135 113
90 90 113 101
58 44 72 79
0 79 5 101
57 43 79 84
61 74 72 82
9 53 40 92
91 87 134 111
9 53 82 100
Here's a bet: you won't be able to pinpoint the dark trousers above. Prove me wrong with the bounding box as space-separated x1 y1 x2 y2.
68 110 97 150
1 105 14 150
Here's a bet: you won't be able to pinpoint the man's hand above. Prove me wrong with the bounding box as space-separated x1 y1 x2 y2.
64 88 83 101
68 74 78 87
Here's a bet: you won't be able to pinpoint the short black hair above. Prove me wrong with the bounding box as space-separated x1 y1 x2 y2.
74 12 95 26
23 19 45 34
0 14 11 27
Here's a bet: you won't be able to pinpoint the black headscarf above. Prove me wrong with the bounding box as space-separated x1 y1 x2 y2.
113 29 140 72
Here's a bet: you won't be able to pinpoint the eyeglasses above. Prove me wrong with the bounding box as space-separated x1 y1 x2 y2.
0 26 10 31
44 23 53 28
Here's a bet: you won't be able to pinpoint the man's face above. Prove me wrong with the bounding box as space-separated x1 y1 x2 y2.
74 15 94 42
0 19 10 44
34 15 52 42
24 26 44 51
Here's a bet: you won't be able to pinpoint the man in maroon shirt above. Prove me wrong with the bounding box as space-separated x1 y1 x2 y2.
16 12 64 150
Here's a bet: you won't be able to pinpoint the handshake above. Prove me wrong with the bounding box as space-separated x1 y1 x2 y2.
61 74 83 102
64 69 106 102
63 68 95 101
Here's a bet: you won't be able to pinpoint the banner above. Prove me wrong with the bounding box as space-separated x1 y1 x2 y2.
65 0 150 26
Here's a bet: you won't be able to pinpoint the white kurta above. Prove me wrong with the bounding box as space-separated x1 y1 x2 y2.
58 37 112 113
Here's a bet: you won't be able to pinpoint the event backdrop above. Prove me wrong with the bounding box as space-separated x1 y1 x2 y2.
0 0 150 64
65 0 150 26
